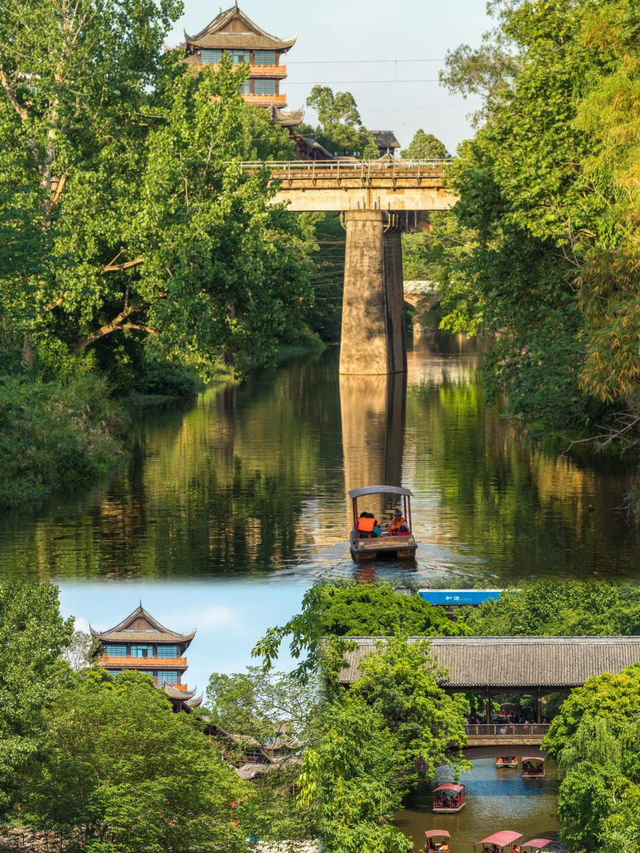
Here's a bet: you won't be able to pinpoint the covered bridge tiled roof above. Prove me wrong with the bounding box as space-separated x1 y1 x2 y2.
338 636 640 689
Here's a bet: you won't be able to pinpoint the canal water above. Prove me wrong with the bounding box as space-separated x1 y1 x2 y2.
396 758 561 853
0 335 637 582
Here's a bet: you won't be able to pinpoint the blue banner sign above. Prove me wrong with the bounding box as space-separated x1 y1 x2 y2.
418 589 506 606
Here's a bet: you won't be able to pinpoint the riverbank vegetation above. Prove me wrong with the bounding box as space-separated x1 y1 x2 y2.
543 665 640 853
417 0 639 475
0 0 330 511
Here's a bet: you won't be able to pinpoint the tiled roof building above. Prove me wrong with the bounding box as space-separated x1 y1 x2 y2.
338 636 640 689
91 604 202 712
183 4 297 112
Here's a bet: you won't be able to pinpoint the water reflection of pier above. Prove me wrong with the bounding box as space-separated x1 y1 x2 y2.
340 372 407 527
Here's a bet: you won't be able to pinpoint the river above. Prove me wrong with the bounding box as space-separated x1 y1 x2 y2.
396 758 561 852
0 334 637 582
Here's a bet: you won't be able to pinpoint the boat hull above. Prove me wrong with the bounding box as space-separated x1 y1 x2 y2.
522 772 545 778
496 761 518 768
350 534 417 562
432 803 465 813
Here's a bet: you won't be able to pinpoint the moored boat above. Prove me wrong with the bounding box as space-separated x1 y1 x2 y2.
474 830 523 853
522 756 545 778
432 782 465 813
348 485 417 562
496 756 518 768
522 839 553 853
425 830 451 852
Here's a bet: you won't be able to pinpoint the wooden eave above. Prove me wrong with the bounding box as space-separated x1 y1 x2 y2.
90 603 196 645
185 5 296 52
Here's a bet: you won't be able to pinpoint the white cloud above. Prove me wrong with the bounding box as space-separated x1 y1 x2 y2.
74 617 91 634
181 604 238 630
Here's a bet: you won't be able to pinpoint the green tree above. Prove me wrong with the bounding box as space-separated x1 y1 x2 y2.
0 581 73 820
463 581 640 637
434 0 639 446
302 86 379 158
401 130 448 159
206 667 320 842
252 582 466 677
21 668 248 852
0 0 315 379
543 665 640 852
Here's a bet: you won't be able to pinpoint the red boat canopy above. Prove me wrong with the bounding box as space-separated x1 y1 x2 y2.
522 757 544 763
523 840 552 850
425 830 451 839
475 831 524 848
433 783 465 792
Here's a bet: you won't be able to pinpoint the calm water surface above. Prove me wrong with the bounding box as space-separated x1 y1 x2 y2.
396 758 561 853
1 337 637 582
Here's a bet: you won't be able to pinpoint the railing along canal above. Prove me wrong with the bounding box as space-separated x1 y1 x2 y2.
465 723 551 737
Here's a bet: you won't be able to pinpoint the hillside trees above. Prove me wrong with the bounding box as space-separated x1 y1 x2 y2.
435 0 639 443
401 129 448 159
0 0 316 381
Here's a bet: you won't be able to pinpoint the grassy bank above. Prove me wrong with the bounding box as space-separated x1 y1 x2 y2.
0 375 127 511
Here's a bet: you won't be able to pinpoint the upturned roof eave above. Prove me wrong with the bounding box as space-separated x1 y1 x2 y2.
185 4 297 51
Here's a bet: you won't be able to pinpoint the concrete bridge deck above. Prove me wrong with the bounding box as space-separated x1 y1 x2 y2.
238 159 457 211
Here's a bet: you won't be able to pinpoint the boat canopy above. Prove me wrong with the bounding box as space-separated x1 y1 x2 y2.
522 756 544 764
433 783 464 793
475 831 523 848
348 485 413 499
425 830 451 839
523 840 553 850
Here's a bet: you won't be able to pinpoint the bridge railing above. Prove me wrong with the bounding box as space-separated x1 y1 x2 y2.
465 723 551 737
237 159 451 177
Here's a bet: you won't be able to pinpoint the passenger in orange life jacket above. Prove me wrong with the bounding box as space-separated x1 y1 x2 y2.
357 512 381 538
388 509 409 536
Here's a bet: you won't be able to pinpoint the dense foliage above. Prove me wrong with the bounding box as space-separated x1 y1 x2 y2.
431 0 639 446
0 0 316 384
300 86 379 158
299 637 468 853
400 130 449 159
0 581 73 820
543 665 640 853
462 581 640 636
252 581 466 677
205 666 320 841
0 375 125 509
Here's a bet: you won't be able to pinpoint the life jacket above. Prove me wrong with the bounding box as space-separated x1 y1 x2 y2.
357 515 376 537
389 516 407 534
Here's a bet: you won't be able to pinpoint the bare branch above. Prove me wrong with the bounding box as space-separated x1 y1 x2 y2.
0 64 28 121
101 257 145 273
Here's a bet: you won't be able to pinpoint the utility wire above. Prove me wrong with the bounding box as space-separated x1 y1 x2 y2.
287 58 445 64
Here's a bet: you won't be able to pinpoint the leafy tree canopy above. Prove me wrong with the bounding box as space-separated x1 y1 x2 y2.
0 581 73 820
21 668 248 852
301 86 379 159
401 130 449 160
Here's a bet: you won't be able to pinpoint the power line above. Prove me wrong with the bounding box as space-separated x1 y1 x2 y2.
287 58 445 64
287 79 441 85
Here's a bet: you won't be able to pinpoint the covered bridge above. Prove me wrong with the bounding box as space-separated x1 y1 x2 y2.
338 635 640 725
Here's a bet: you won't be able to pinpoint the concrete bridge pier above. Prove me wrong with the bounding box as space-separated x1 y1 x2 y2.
339 210 406 375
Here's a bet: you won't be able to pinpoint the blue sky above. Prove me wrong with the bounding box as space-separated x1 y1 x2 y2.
167 0 491 151
59 580 312 700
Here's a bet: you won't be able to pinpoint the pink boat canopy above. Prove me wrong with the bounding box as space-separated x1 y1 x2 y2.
475 831 524 848
433 783 465 793
523 840 553 851
425 830 451 839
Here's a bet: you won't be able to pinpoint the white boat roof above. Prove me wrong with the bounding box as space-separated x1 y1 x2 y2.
348 485 413 498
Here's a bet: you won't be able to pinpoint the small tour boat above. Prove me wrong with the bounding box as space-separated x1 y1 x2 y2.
432 782 465 813
474 830 523 853
522 839 553 853
424 830 451 852
496 756 518 768
348 485 417 562
522 756 545 778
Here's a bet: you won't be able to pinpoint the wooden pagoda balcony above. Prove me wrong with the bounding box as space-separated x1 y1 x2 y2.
250 65 287 78
244 93 287 107
98 655 188 670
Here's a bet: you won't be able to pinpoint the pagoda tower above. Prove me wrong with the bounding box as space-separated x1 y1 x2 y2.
183 4 299 118
91 604 202 712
